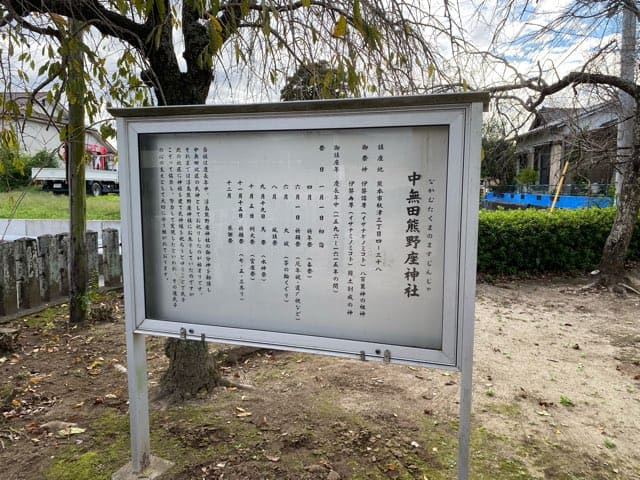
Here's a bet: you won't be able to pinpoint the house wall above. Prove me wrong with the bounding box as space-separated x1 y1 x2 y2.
11 118 113 165
15 118 63 156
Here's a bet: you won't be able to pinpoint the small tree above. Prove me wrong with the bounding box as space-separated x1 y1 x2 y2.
0 147 58 191
0 142 28 191
515 167 537 186
482 122 517 186
280 60 355 101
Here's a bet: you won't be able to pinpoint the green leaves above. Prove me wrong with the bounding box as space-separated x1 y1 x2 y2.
208 15 224 54
0 125 17 150
261 3 271 37
353 0 362 30
240 0 250 17
332 15 347 38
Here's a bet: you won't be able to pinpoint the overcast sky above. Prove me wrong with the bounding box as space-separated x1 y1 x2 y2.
0 1 630 122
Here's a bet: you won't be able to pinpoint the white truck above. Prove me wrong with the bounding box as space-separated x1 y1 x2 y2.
31 167 119 196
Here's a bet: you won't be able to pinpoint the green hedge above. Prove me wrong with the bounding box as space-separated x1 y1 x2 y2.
477 207 640 274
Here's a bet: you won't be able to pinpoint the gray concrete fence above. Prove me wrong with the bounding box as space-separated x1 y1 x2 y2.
0 228 122 319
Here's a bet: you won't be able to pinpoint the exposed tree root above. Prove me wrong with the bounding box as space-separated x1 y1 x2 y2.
215 346 265 367
578 280 600 292
218 378 255 391
580 269 640 296
618 283 640 295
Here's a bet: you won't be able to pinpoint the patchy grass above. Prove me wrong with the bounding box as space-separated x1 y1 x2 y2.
43 412 129 480
0 187 120 220
42 405 541 480
483 402 522 417
3 279 640 480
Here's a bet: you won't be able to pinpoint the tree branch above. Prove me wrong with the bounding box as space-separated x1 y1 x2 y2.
14 16 62 39
489 72 640 112
1 0 150 50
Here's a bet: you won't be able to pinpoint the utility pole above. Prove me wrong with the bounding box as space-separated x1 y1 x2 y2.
615 1 636 202
67 18 88 324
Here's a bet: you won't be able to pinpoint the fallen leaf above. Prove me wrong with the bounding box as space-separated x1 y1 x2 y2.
87 358 104 370
57 427 86 436
265 454 280 462
25 422 42 434
41 421 77 432
0 357 7 364
112 363 127 374
73 402 84 408
536 410 550 416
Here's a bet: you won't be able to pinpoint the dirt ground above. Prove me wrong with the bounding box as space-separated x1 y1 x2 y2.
0 272 639 480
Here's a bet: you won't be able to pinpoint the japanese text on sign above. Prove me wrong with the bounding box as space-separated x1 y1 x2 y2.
139 126 449 349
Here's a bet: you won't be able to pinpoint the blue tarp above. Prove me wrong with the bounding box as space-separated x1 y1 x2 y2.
484 192 613 209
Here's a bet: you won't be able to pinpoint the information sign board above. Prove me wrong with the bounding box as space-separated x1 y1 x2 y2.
114 95 484 368
111 94 486 479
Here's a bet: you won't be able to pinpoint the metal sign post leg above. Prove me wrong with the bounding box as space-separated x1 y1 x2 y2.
113 330 173 479
457 357 473 479
125 331 151 472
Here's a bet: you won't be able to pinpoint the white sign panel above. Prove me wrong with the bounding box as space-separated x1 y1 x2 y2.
114 96 483 368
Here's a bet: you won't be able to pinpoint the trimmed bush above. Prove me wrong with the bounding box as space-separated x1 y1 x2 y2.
478 207 640 274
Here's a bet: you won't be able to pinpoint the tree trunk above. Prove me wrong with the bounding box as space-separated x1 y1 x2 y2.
67 19 88 324
149 4 219 400
598 4 639 284
158 337 221 401
599 98 640 282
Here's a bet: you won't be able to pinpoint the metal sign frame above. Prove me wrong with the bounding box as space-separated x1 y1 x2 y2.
110 93 485 479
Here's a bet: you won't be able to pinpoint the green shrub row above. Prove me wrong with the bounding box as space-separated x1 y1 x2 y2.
477 207 640 274
0 148 59 191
